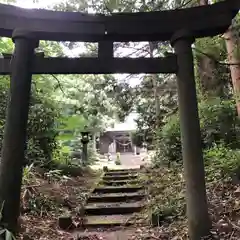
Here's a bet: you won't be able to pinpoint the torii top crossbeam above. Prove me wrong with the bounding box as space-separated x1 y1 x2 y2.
0 0 239 42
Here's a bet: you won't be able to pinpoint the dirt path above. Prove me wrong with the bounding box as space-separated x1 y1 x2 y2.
91 152 147 171
119 154 144 167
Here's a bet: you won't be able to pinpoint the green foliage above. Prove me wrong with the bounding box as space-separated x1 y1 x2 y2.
23 190 57 216
22 164 35 185
195 36 226 61
147 166 185 223
54 74 122 133
26 89 59 167
135 74 178 146
0 202 16 240
0 229 16 240
148 144 240 227
154 99 240 165
38 41 65 57
204 144 240 181
44 169 63 183
199 98 239 148
0 76 59 168
131 131 144 147
52 148 70 166
0 38 14 53
87 142 99 165
155 114 181 164
56 115 86 142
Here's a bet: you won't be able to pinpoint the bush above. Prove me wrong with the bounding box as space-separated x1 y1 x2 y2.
0 77 59 168
26 91 59 167
147 166 185 225
154 99 240 166
87 142 99 165
204 144 240 181
154 114 181 165
199 98 239 149
131 131 144 148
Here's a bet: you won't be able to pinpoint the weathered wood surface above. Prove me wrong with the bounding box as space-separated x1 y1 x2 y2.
98 41 114 58
0 56 177 74
0 0 238 41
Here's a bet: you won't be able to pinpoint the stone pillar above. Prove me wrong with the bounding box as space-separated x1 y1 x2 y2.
81 142 88 165
113 138 116 153
171 30 211 239
136 146 140 155
0 29 38 233
81 133 89 165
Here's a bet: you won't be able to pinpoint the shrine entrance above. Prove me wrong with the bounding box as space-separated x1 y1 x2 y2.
0 1 238 239
99 131 134 154
115 133 133 153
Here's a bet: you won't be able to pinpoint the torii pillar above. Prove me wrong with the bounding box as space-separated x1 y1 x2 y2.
171 30 211 239
0 29 38 233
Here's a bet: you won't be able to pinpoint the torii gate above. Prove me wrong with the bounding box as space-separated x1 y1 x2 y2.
0 0 238 238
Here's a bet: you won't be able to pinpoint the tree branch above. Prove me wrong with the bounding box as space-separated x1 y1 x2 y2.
51 74 66 96
192 47 240 66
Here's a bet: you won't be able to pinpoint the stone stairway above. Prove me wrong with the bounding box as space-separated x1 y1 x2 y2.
83 168 145 229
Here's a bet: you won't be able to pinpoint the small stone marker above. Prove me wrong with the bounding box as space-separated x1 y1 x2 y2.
103 166 108 172
58 215 75 230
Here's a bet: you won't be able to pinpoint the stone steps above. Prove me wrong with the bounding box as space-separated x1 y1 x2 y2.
83 214 133 228
105 170 139 176
85 201 144 215
106 168 139 173
100 179 138 186
82 168 145 229
102 175 138 181
93 186 143 194
87 192 145 203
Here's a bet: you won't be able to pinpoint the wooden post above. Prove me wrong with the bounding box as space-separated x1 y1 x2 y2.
0 29 38 233
98 41 113 58
171 30 211 239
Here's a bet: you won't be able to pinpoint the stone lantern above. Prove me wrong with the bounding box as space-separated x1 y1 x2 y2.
81 129 90 165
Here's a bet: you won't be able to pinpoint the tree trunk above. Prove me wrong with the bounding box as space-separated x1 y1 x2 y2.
148 42 160 128
92 133 96 152
224 26 240 116
197 0 222 98
197 55 223 97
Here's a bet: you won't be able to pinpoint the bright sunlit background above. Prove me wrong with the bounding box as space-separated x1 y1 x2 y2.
11 0 145 129
15 0 61 8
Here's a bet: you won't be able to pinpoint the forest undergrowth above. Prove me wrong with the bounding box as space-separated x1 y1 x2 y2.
137 158 240 240
18 166 100 240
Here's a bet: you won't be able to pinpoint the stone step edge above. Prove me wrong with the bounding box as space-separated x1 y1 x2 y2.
106 168 140 172
82 221 133 228
87 193 145 203
82 214 135 228
100 180 138 185
93 186 143 194
102 176 138 181
84 204 144 215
